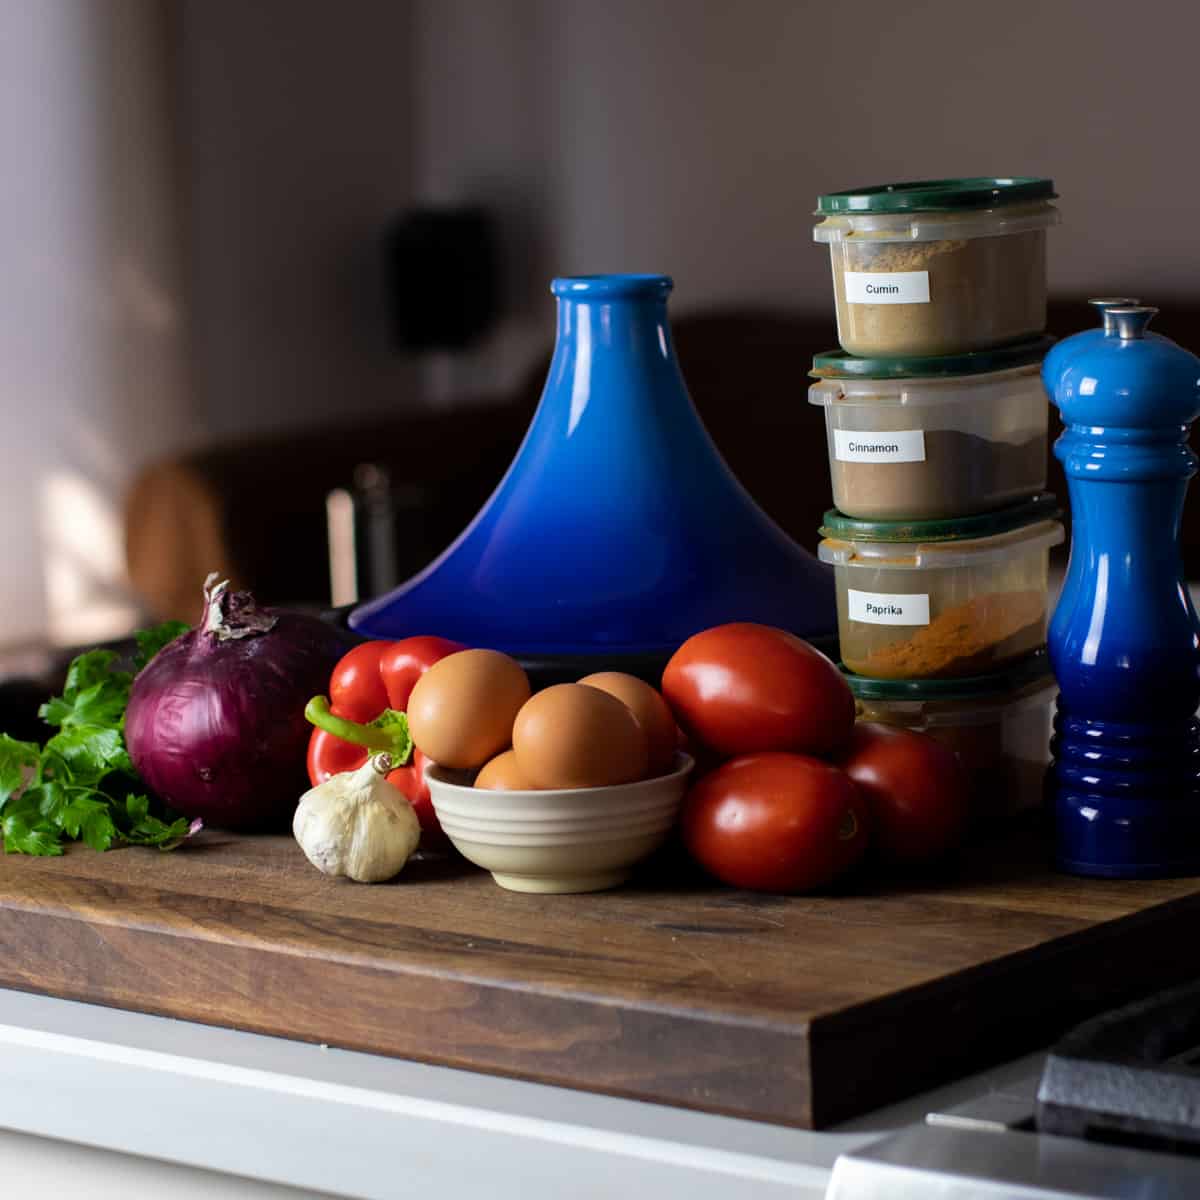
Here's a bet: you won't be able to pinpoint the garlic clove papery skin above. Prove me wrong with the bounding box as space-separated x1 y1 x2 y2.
293 755 420 883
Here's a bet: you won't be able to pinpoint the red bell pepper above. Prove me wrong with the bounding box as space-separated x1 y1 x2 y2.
305 636 465 843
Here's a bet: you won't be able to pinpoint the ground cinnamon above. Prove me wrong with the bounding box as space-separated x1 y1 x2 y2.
847 590 1046 679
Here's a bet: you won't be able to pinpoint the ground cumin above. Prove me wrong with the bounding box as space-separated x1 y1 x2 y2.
848 589 1046 679
831 230 1046 356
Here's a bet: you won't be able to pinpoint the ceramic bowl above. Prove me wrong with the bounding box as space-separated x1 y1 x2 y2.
427 753 694 894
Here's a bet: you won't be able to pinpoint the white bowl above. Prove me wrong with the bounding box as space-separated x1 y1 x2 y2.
427 753 694 894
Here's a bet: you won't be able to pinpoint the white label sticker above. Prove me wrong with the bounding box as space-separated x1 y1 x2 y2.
844 270 930 305
848 589 931 626
834 429 926 463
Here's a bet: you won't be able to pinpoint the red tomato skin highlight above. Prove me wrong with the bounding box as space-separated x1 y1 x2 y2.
839 722 969 865
681 751 869 893
662 623 855 759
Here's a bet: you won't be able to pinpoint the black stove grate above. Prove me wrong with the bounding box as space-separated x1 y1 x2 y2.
1037 977 1200 1154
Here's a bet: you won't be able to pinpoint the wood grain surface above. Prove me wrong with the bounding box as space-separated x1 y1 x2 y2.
0 826 1198 1128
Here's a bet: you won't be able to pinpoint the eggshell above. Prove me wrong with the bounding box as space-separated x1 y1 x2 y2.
577 672 679 775
474 749 538 791
407 649 531 769
512 683 649 789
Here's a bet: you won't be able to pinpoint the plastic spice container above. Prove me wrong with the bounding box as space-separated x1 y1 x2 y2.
845 651 1056 823
813 178 1060 357
818 496 1064 680
808 340 1052 521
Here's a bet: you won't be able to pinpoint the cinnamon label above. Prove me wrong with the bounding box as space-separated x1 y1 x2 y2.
834 429 926 464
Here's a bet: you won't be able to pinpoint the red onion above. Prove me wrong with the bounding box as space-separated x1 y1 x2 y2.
126 575 349 831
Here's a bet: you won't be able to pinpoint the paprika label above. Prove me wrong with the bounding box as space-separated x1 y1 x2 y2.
848 589 931 626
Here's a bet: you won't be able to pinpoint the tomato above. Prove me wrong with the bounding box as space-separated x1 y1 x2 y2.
662 623 855 759
681 752 869 893
839 723 969 865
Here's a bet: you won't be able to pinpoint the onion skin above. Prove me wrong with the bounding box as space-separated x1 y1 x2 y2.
125 578 349 831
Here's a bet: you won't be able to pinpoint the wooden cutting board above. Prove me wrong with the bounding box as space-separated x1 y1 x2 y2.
0 826 1197 1129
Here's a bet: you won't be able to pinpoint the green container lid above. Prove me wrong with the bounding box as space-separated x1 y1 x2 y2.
820 493 1061 543
811 337 1056 381
815 177 1056 216
843 648 1053 702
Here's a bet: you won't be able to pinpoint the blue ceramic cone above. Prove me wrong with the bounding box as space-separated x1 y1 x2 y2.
350 274 836 663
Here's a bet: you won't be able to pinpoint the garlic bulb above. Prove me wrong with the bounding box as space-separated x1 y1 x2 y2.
293 754 420 883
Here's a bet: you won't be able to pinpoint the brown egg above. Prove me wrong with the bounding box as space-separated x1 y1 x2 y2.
474 749 538 791
512 683 649 789
577 671 679 775
407 649 531 769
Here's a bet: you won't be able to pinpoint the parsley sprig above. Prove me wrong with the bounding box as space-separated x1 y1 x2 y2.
0 622 201 856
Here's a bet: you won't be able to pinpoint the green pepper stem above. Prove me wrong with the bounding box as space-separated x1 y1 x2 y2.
305 696 402 753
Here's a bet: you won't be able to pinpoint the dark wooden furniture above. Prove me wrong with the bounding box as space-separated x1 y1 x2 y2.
123 300 1200 624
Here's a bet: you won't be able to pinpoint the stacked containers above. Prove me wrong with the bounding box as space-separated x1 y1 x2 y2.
810 178 1064 818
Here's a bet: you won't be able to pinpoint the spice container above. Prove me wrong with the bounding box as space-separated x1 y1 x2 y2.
813 178 1060 357
809 340 1052 521
819 496 1064 680
846 652 1056 823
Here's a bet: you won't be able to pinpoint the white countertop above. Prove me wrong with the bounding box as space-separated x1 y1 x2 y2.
0 985 1043 1199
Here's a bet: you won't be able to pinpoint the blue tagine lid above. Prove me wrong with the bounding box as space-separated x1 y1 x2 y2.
348 275 836 675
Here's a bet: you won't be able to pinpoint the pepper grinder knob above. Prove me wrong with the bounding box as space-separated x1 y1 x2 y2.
1043 298 1146 386
1087 296 1141 335
1045 302 1200 878
1103 304 1158 340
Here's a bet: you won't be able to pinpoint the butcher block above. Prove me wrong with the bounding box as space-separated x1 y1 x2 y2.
0 825 1197 1128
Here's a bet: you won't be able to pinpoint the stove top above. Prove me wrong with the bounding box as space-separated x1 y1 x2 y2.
1037 977 1200 1153
828 980 1200 1199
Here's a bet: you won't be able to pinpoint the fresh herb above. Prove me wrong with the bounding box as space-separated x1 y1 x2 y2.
0 623 200 857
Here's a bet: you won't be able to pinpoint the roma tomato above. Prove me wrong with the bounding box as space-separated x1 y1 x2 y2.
839 723 968 865
681 752 869 893
662 623 855 758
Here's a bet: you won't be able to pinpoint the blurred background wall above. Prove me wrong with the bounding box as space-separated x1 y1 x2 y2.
2 0 1198 644
0 0 190 645
407 0 1200 399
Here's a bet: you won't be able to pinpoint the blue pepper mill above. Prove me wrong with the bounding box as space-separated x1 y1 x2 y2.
1046 304 1200 877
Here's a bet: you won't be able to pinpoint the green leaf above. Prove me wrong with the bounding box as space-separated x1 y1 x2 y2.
120 794 195 849
2 796 63 856
2 622 198 856
37 696 74 728
81 806 118 852
44 725 133 787
368 709 413 766
59 678 130 730
134 621 189 671
0 733 40 809
39 648 132 729
2 815 64 856
33 780 68 823
124 792 150 825
63 649 120 695
3 787 46 827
